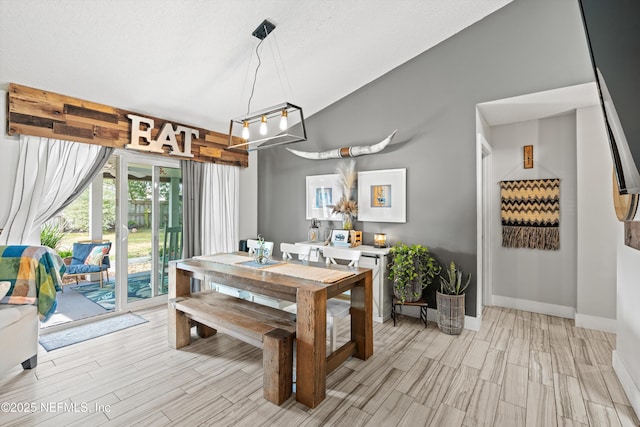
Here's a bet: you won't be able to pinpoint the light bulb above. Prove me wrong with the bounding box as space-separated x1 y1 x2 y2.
279 109 288 131
241 121 250 140
259 116 268 135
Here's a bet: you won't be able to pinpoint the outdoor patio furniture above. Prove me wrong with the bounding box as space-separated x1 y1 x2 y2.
63 240 112 291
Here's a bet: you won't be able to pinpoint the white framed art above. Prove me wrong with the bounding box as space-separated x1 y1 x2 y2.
305 174 344 220
357 168 406 223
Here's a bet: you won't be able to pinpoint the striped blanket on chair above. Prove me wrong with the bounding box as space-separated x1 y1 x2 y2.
0 246 66 321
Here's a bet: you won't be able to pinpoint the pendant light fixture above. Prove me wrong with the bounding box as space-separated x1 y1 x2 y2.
227 19 307 151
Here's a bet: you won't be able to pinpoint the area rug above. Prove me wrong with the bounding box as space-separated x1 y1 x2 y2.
500 178 560 250
39 312 148 351
69 272 166 310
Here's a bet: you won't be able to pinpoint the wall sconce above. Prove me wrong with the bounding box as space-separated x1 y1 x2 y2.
374 233 387 248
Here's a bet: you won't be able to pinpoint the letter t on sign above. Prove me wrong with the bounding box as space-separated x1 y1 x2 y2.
523 145 533 169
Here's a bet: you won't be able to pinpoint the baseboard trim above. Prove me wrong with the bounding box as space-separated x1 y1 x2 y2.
491 295 575 319
612 351 640 419
575 313 617 333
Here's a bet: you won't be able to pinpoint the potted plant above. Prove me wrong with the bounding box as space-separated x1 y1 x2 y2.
436 261 471 334
388 242 440 303
253 235 271 265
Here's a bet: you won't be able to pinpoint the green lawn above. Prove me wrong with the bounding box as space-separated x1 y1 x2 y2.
59 227 160 259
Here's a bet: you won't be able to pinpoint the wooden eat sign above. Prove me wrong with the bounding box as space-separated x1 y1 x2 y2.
6 83 248 167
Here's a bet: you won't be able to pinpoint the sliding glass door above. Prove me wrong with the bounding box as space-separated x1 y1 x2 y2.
115 153 182 310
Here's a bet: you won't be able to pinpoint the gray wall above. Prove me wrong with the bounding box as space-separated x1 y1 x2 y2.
491 113 578 309
258 0 594 317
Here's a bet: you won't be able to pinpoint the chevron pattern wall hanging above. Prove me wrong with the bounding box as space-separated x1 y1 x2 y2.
500 178 560 250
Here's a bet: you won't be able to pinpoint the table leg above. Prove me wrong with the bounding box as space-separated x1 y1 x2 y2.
351 270 373 360
295 286 327 408
168 262 192 349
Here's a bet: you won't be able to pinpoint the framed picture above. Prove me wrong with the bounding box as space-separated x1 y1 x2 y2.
357 168 406 222
306 174 344 220
330 229 350 246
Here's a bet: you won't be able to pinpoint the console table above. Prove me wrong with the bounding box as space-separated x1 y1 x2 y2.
296 242 392 323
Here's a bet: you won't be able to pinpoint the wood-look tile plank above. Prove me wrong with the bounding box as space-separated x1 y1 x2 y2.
575 363 614 408
428 403 466 427
461 339 490 370
424 332 455 361
441 338 472 369
365 390 413 426
553 373 589 425
587 337 614 366
417 363 456 409
525 381 557 427
614 403 640 427
480 348 507 385
585 401 622 427
494 400 526 427
513 318 532 340
395 356 437 396
500 363 529 408
462 379 500 427
551 345 577 377
507 337 530 367
333 406 371 426
568 337 597 366
397 402 433 427
549 324 570 348
530 327 550 353
442 365 480 411
531 312 550 331
490 326 511 351
557 416 588 426
498 310 516 329
359 368 405 415
529 350 553 386
600 366 631 406
475 320 497 342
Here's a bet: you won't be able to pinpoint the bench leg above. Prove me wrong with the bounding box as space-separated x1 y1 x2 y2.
263 328 294 405
21 355 37 370
168 308 191 349
196 322 217 338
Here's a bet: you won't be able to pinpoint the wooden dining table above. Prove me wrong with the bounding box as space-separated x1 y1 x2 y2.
167 253 373 408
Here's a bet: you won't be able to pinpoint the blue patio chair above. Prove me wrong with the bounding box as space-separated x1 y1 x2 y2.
62 240 112 291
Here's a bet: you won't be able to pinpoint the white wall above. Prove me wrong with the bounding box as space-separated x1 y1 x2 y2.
615 223 640 416
238 150 258 242
491 113 577 315
575 105 617 330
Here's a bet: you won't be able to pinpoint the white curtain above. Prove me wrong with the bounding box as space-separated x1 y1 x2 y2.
200 163 239 255
0 135 113 245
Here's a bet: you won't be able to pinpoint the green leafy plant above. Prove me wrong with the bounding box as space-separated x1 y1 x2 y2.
40 221 67 250
439 261 471 295
388 242 441 303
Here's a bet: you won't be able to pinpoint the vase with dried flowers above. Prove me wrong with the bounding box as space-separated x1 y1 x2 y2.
331 160 358 230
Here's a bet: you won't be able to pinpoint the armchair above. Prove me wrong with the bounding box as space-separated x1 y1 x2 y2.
63 240 111 290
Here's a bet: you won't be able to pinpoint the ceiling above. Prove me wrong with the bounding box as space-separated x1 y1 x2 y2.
0 0 512 135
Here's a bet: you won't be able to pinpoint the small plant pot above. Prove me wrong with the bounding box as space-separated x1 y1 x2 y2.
393 278 423 303
436 291 465 334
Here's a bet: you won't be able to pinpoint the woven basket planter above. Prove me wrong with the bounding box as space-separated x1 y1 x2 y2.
436 291 465 335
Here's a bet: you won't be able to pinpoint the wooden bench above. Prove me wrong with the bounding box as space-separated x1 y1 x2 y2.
170 291 296 405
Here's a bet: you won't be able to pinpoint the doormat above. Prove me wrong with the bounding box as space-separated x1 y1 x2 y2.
500 178 560 250
39 312 148 351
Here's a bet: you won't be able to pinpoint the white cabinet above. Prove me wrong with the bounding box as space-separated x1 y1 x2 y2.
296 242 391 323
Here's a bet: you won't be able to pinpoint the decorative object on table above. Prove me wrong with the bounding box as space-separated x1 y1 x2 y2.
357 168 406 223
330 229 351 248
349 230 362 247
308 218 320 242
523 145 533 169
306 174 344 221
436 261 470 335
500 178 560 250
286 129 397 160
388 242 440 303
252 235 271 265
227 19 306 151
373 233 387 248
331 160 358 229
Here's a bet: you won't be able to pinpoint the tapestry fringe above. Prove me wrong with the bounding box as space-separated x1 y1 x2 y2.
502 226 559 250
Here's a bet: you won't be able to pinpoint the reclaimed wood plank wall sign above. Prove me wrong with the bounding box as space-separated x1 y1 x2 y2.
6 83 248 167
